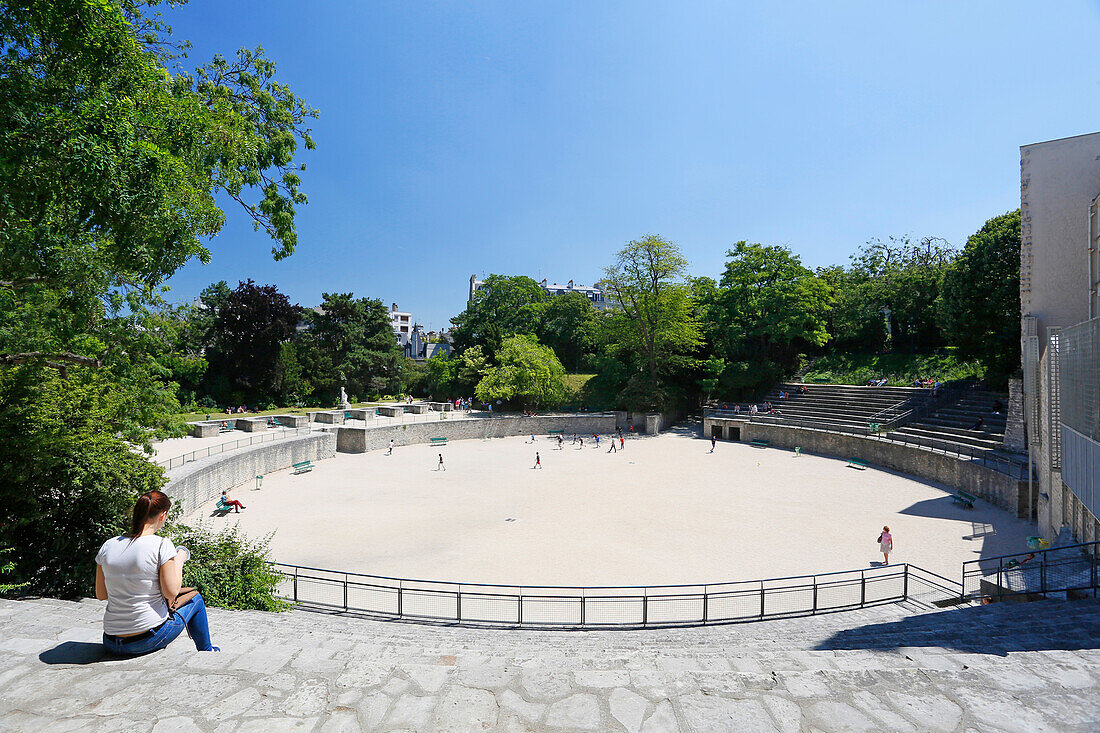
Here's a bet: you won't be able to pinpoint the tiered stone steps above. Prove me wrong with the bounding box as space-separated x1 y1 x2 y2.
747 383 930 432
2 595 1097 731
890 390 1024 464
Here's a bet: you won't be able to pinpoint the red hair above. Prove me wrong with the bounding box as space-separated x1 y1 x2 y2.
128 491 171 538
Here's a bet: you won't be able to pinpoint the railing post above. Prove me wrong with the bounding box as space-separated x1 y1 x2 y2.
759 580 765 618
1040 557 1047 595
456 587 462 622
293 567 298 602
578 592 582 626
397 581 403 617
812 578 818 614
702 587 708 624
860 570 866 607
642 591 648 626
343 573 348 612
903 565 909 601
997 557 1003 594
519 593 524 625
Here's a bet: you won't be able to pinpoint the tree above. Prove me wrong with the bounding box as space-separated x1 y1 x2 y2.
0 0 316 596
204 280 298 403
298 293 400 402
700 242 831 393
425 351 459 398
475 335 568 408
450 275 547 359
600 235 702 409
938 210 1021 387
817 265 888 353
537 292 601 372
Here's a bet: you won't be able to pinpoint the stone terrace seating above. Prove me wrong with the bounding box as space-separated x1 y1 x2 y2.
889 389 1022 462
748 383 930 432
3 595 1099 730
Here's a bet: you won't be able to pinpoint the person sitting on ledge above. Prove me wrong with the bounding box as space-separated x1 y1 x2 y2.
95 490 219 655
970 416 985 430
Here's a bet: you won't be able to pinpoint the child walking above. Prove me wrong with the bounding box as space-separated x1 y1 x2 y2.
533 452 542 469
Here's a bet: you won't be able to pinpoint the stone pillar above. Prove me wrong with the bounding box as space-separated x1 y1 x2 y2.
274 415 309 428
1003 378 1026 452
405 404 430 414
336 427 367 453
378 406 404 417
188 422 219 438
315 411 346 424
236 417 268 432
346 409 375 420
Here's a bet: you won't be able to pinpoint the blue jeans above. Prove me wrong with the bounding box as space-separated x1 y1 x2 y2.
102 593 215 655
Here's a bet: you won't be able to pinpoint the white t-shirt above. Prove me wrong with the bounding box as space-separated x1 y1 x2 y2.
96 535 177 635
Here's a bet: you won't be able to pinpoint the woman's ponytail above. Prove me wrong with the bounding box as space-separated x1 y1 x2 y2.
128 491 171 539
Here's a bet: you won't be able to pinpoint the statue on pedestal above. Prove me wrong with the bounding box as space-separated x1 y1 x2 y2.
339 386 350 409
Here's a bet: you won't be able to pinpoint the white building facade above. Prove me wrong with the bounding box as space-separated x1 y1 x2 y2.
1019 132 1100 543
468 275 614 310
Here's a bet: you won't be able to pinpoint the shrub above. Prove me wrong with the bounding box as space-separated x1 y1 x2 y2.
0 548 28 595
197 396 218 409
164 523 288 612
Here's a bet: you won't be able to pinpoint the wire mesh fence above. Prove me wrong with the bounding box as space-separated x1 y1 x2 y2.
270 563 919 628
962 540 1100 601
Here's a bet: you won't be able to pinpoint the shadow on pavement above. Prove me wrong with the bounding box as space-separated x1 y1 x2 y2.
39 641 112 665
814 598 1100 654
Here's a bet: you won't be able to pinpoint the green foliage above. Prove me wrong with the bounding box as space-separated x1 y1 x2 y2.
450 275 547 359
475 335 568 408
802 351 984 386
0 548 29 595
698 242 830 396
424 351 459 397
938 210 1021 387
165 523 288 612
204 280 299 403
298 293 400 402
537 292 601 372
601 235 702 410
0 366 166 598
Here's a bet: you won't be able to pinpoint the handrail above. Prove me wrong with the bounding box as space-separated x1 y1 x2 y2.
269 561 952 628
153 426 317 470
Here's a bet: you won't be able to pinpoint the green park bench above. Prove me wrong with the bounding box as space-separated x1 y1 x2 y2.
430 437 448 446
292 460 314 475
867 422 881 434
750 439 769 448
952 490 977 509
847 457 868 470
214 497 233 515
218 424 234 433
812 377 830 383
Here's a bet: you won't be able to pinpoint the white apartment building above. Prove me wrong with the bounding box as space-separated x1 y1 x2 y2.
390 303 412 345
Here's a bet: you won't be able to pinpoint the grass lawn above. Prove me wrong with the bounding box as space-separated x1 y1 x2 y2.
802 351 984 387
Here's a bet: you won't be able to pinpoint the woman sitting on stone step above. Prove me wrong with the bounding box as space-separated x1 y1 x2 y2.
95 490 219 655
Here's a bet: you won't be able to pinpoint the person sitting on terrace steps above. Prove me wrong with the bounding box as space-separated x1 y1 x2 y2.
970 416 985 430
96 491 219 655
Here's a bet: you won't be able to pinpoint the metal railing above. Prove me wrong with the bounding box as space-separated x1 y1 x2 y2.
270 562 960 628
962 540 1100 600
154 427 316 470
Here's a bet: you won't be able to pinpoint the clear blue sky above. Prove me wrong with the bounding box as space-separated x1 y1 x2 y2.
163 0 1100 330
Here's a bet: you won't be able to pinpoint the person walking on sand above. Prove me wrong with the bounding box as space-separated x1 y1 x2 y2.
533 452 542 469
619 435 624 451
388 439 395 455
607 439 617 453
557 435 563 450
437 453 446 471
878 526 893 565
710 435 717 453
593 433 599 448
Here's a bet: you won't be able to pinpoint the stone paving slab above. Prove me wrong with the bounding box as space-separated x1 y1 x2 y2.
0 597 1098 731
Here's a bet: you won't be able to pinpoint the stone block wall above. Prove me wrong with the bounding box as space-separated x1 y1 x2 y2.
274 415 309 428
187 422 219 438
235 417 268 432
335 415 618 453
1003 378 1026 452
378 406 404 417
738 422 1028 517
346 409 375 420
164 433 336 514
312 411 346 424
405 404 430 414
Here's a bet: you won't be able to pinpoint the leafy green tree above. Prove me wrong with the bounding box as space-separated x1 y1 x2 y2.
456 345 491 394
273 341 311 405
938 210 1021 387
204 280 299 403
537 292 601 372
600 235 702 409
0 368 166 597
700 242 830 393
424 351 459 398
817 265 888 352
298 293 401 403
0 0 315 597
450 275 547 359
475 335 568 408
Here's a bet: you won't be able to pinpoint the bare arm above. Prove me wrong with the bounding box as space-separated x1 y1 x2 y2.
95 565 108 601
158 551 186 601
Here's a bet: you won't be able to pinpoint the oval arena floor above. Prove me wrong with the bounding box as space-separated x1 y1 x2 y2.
181 425 1033 587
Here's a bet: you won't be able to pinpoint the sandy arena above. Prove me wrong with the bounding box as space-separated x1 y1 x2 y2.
182 426 1034 587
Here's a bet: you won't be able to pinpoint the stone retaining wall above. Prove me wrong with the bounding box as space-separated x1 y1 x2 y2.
336 414 618 453
163 433 336 513
727 421 1029 517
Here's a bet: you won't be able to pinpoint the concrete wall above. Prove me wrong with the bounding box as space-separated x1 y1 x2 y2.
1003 379 1026 452
311 411 345 424
235 417 268 432
405 404 430 414
163 433 336 514
335 415 618 453
721 422 1029 517
274 415 309 428
188 422 220 438
346 409 375 421
378 406 404 417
